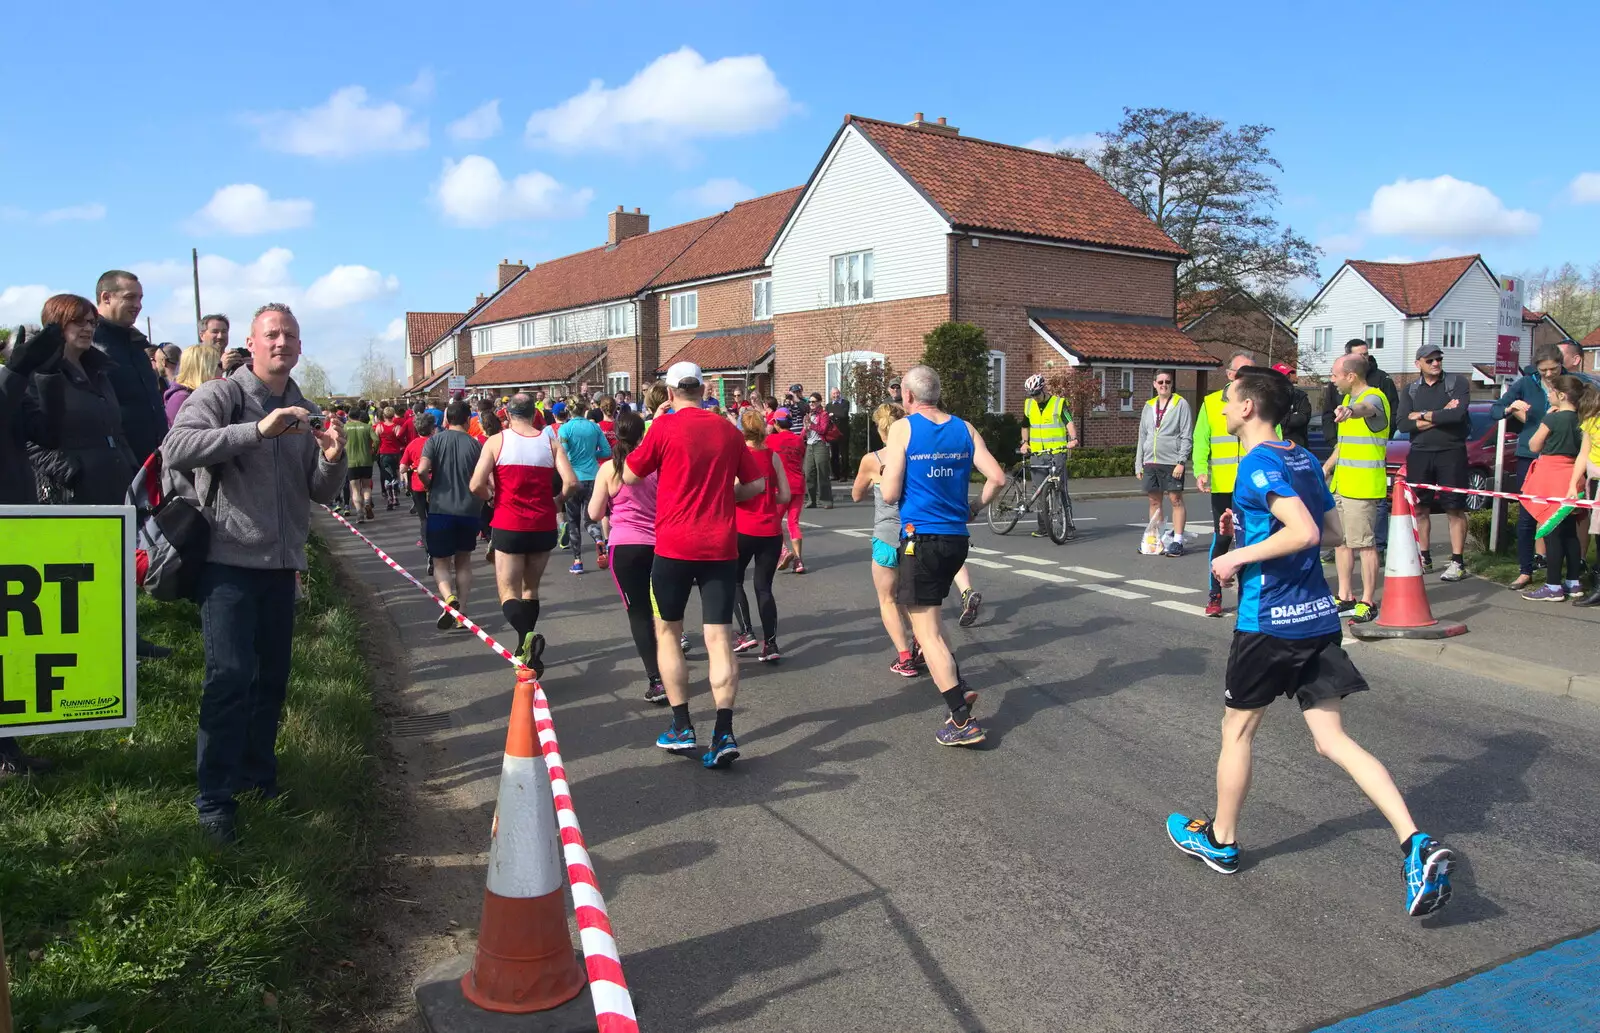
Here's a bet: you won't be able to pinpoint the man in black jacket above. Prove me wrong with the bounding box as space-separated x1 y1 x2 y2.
1399 344 1472 580
92 270 167 466
826 387 850 479
1274 363 1312 448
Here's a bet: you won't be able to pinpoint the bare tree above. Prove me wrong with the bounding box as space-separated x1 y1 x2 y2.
1043 365 1119 448
818 295 881 398
1521 262 1600 342
356 339 403 400
297 359 333 402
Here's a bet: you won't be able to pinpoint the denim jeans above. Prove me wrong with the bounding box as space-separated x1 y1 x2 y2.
1375 495 1391 550
195 563 297 819
1513 456 1537 575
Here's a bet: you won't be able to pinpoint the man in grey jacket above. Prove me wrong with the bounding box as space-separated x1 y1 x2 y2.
1135 371 1193 556
162 303 347 843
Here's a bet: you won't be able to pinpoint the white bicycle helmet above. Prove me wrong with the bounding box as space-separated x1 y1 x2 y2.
1024 373 1046 394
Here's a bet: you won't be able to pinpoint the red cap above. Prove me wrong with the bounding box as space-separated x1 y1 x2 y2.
1271 363 1294 376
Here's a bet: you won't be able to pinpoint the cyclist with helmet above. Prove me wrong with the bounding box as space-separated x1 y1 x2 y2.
1019 373 1078 540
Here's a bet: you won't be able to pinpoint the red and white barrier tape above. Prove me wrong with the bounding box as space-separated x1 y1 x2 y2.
319 507 640 1032
1404 481 1600 509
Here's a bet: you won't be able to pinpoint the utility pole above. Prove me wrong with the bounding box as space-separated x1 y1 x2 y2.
191 248 203 342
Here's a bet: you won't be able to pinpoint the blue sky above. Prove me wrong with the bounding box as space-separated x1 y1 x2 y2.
4 0 1597 390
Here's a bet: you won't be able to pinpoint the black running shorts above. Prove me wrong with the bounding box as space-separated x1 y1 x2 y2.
1407 449 1469 511
1224 630 1369 711
897 534 969 607
426 513 480 558
650 555 738 625
490 527 558 555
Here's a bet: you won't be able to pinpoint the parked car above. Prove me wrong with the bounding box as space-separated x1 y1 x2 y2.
1386 401 1520 511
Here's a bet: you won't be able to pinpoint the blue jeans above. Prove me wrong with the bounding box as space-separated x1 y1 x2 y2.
1375 495 1391 549
195 563 297 819
1513 456 1537 575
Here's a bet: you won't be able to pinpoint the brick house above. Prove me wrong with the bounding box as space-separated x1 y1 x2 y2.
1583 324 1600 373
765 113 1216 445
1179 289 1300 394
404 311 465 400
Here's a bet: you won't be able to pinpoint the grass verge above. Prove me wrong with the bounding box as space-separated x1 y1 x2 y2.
0 535 378 1033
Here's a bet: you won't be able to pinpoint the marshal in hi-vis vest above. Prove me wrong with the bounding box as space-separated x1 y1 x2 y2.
1195 389 1240 494
1334 386 1390 499
1025 395 1071 454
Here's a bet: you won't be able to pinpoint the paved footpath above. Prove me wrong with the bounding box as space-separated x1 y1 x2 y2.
322 490 1600 1033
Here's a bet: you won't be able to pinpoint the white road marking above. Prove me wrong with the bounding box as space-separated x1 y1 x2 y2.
969 546 1003 555
833 529 872 538
1061 566 1120 579
1070 516 1098 521
964 557 1013 570
800 521 823 529
1007 555 1056 566
1126 579 1201 595
1080 584 1149 600
1153 599 1210 617
1126 522 1214 532
1014 569 1075 584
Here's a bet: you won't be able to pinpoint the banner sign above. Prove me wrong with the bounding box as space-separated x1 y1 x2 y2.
1497 276 1524 378
447 375 468 392
0 506 137 737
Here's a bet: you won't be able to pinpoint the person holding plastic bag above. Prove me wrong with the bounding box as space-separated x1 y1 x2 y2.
1135 371 1192 556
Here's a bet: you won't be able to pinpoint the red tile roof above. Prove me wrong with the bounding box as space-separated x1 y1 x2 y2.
406 312 464 355
656 325 774 374
1344 255 1480 316
1523 308 1546 322
467 346 604 388
846 116 1184 257
651 188 802 289
1583 326 1600 347
1031 314 1219 366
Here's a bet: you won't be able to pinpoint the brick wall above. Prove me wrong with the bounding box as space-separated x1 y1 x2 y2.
1184 306 1299 369
773 294 950 396
452 330 475 380
652 274 765 372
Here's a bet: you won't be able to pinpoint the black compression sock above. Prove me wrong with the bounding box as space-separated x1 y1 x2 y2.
1420 550 1432 564
940 687 967 713
1206 824 1234 848
502 600 529 640
671 704 692 732
526 599 540 631
713 708 734 738
1451 553 1463 565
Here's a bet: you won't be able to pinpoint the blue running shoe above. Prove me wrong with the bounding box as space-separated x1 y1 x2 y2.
702 732 740 769
1166 813 1240 874
655 725 696 752
935 716 986 747
1403 833 1454 916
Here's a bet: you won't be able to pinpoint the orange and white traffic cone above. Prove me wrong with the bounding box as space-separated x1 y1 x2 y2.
459 669 587 1013
1350 476 1468 641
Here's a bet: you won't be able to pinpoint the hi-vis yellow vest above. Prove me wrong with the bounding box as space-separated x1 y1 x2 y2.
1025 396 1070 453
1198 389 1240 493
1334 386 1391 499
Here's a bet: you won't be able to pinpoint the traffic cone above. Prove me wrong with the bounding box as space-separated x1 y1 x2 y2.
1349 476 1468 641
459 669 587 1013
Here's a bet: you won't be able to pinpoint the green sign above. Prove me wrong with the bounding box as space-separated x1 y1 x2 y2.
0 506 136 736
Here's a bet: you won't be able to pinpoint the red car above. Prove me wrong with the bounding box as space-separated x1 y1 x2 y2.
1386 401 1518 511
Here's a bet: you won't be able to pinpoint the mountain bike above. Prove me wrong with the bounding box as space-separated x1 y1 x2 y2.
987 457 1075 543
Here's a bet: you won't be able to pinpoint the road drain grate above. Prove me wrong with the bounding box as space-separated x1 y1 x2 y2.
391 713 452 738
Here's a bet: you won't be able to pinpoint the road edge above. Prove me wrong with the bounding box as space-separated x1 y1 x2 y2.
1348 635 1600 704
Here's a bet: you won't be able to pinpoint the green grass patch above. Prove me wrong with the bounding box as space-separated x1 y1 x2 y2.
1 536 379 1032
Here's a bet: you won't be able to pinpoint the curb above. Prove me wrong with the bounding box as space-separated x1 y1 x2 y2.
1348 636 1600 703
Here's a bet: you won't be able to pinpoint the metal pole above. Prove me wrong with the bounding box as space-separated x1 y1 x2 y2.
1490 411 1508 554
191 248 203 341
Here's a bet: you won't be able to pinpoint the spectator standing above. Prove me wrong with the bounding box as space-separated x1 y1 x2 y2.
161 303 347 844
827 387 851 480
1020 373 1079 541
199 314 230 350
92 270 167 465
1561 340 1599 387
1347 339 1399 552
164 344 222 425
802 392 834 508
1399 344 1471 581
556 403 613 574
1194 352 1253 616
1275 364 1312 449
1323 354 1390 623
1490 345 1564 590
1135 371 1192 556
223 347 251 374
153 343 182 390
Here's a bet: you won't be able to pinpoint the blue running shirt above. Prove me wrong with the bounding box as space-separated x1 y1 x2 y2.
1233 441 1340 638
899 413 973 537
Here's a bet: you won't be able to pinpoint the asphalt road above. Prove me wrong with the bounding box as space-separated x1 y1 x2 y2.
324 488 1600 1033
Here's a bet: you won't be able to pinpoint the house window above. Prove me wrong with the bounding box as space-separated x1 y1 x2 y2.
472 328 489 355
606 304 633 338
669 292 698 330
607 372 630 396
518 321 535 350
1364 322 1385 350
1120 369 1134 412
831 251 875 304
1441 319 1465 349
1093 369 1108 412
1313 327 1334 354
550 314 575 345
752 278 773 320
987 351 1005 413
825 350 885 407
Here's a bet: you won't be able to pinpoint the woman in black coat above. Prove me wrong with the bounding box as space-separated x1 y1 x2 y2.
27 294 137 505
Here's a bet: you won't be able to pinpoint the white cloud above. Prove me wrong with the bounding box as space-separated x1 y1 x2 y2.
1317 232 1366 257
1570 172 1600 204
1373 255 1419 264
38 203 106 224
448 99 502 142
252 86 428 158
403 68 436 103
677 177 755 211
304 265 399 309
0 285 56 326
187 184 313 235
434 155 593 227
380 317 405 343
525 47 795 154
1023 133 1103 157
1361 175 1539 238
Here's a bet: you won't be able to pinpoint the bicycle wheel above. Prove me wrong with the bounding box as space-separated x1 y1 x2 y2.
1046 486 1069 544
1057 485 1077 543
988 473 1024 534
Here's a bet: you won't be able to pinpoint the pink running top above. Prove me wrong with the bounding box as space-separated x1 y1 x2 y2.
606 467 657 548
491 426 558 532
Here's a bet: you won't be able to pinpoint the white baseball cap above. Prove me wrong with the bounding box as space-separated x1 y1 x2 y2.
665 360 704 387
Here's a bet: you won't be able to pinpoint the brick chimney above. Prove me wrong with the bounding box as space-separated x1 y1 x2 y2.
497 258 528 288
607 206 650 245
906 112 960 136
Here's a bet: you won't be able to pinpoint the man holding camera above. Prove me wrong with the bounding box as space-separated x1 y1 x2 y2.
162 303 347 844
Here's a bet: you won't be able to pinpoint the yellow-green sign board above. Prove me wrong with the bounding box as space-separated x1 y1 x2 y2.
0 506 136 737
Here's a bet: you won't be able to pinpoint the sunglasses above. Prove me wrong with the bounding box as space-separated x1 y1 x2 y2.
1154 379 1173 385
1420 355 1442 364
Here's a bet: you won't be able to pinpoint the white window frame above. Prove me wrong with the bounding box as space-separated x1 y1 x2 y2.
987 350 1006 413
669 291 698 331
825 349 885 408
472 328 489 355
830 250 875 305
607 372 630 395
1120 369 1134 412
606 303 633 339
752 278 773 320
1441 319 1465 349
517 321 535 350
1364 321 1386 350
1313 326 1333 354
549 314 575 345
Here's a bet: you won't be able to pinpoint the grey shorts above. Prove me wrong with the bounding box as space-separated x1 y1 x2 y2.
1142 463 1185 494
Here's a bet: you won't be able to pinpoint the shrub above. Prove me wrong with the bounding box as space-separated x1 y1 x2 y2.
919 322 992 420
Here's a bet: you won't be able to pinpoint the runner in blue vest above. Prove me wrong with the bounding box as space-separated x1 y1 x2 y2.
879 365 1008 747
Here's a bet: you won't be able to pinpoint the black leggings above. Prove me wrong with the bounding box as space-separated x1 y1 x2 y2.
1544 511 1583 586
377 454 401 504
609 544 660 681
735 533 780 641
414 491 429 540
